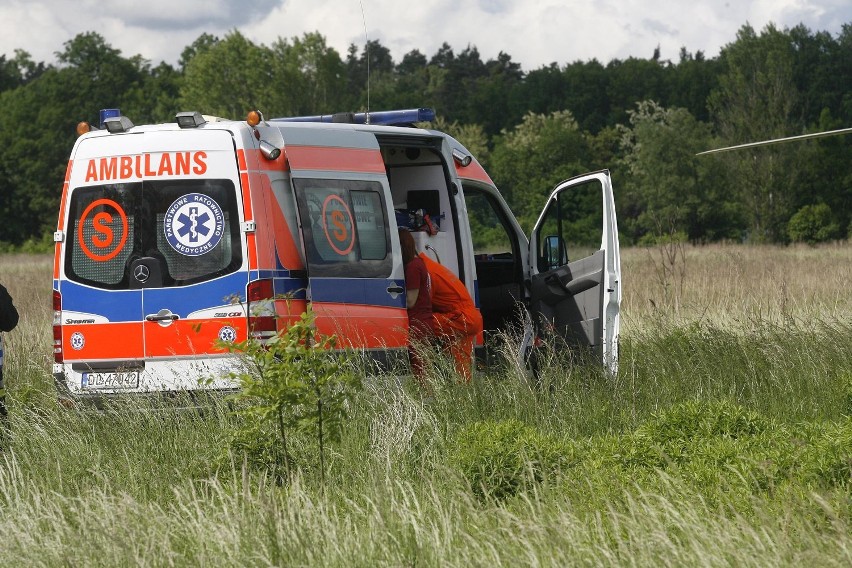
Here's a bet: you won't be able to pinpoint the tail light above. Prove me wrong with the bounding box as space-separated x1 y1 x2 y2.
247 279 276 340
53 291 63 363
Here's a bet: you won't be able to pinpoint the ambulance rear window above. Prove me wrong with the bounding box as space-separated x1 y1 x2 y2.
65 180 242 289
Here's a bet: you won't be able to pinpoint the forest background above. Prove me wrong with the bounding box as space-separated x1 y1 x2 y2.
0 21 849 250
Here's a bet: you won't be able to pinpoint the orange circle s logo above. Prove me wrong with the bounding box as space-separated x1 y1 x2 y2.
321 194 355 255
78 198 129 262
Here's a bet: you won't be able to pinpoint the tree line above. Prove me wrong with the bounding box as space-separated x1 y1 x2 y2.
0 22 849 249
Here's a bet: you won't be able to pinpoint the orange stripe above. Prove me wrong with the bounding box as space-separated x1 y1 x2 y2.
239 149 300 271
285 146 385 174
311 302 408 349
145 319 249 357
240 172 253 221
54 161 74 279
456 161 494 185
274 298 308 322
247 172 273 269
246 234 257 270
243 147 287 172
240 172 257 269
239 149 262 271
61 322 144 360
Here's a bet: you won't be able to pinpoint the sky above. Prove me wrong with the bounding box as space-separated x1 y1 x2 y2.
1 0 850 71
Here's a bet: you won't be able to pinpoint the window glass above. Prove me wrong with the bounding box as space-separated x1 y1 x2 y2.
271 179 303 263
352 190 388 260
463 188 514 258
536 179 604 272
294 179 391 278
68 184 138 286
65 179 242 289
149 179 240 282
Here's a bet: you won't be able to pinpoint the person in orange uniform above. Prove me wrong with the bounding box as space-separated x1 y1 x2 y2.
418 253 483 381
398 229 434 382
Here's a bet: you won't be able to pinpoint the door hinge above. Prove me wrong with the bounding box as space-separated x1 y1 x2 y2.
53 231 64 242
241 221 256 233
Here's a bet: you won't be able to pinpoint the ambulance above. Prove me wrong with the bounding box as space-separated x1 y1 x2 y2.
52 107 621 400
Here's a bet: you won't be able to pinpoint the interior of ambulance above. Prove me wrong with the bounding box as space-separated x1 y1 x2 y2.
378 136 527 341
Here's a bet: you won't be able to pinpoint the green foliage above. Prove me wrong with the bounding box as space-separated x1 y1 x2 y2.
271 32 349 115
449 398 852 507
0 25 850 248
616 401 787 498
618 100 741 243
708 23 813 243
843 374 852 418
178 30 349 119
793 421 852 488
0 31 181 244
0 232 54 254
637 229 688 247
431 116 490 164
223 310 362 484
451 418 576 499
636 399 771 442
488 110 591 230
0 49 46 90
787 203 842 244
179 30 272 119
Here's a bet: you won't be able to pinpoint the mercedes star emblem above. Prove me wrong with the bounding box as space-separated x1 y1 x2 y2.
134 264 150 282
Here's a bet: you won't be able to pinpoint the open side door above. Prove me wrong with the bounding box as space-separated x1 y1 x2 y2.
528 170 621 372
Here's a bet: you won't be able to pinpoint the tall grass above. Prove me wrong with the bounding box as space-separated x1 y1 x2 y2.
622 242 852 330
0 245 850 566
1 461 850 566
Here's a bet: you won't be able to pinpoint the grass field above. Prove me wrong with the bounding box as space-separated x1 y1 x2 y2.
0 244 850 566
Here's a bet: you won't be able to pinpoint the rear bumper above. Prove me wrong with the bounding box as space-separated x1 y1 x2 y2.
53 356 243 400
52 372 239 409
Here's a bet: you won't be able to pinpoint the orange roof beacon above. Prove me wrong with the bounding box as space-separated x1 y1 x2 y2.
52 107 621 402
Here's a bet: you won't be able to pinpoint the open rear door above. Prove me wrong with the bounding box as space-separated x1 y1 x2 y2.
528 170 621 372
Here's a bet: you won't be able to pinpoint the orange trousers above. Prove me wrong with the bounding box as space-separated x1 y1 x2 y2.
419 253 483 382
433 306 482 381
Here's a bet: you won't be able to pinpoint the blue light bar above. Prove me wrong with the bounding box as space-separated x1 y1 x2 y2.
271 108 435 127
99 108 121 129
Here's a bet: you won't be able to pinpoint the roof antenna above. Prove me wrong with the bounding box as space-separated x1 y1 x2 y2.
359 0 370 124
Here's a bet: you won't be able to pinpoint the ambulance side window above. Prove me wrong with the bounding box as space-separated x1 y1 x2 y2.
463 188 515 258
294 179 392 278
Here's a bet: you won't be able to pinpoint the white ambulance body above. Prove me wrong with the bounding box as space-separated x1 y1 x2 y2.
52 108 620 400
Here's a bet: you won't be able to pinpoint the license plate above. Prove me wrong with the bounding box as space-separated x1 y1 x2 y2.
81 371 140 390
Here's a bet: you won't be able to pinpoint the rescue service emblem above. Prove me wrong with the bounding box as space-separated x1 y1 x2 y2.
70 332 85 351
218 326 237 343
164 193 225 256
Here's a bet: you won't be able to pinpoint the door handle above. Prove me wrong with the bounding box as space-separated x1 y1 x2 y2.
145 310 180 322
387 285 405 294
544 272 600 296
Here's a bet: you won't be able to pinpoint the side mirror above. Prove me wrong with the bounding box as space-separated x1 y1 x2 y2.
542 235 568 271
